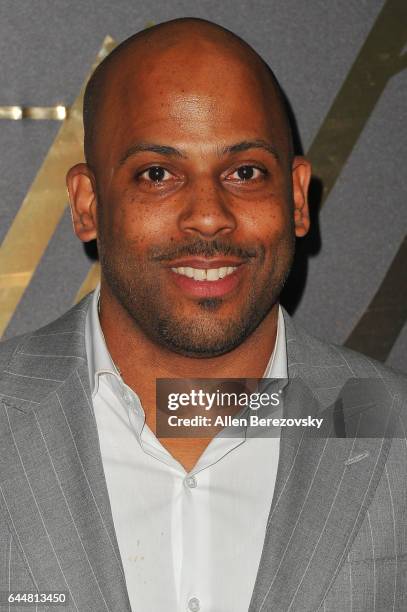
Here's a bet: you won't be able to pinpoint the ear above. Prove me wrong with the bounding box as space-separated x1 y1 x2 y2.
291 156 311 238
66 163 98 242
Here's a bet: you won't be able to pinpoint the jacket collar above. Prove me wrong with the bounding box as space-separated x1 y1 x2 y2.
249 309 398 611
0 294 91 411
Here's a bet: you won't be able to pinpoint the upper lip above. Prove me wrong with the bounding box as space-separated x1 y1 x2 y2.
165 257 247 269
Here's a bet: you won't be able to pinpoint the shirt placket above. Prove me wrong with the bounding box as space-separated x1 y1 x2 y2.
179 466 211 612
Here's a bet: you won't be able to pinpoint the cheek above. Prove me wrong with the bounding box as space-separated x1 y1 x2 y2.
100 189 159 240
241 198 293 244
99 190 182 261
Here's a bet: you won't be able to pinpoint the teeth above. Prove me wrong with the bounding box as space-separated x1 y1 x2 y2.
206 268 219 281
171 266 237 281
193 269 206 281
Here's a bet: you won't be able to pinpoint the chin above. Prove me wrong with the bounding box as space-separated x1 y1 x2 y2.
154 308 266 359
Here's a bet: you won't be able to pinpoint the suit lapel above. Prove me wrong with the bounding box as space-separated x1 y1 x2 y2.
249 310 396 612
0 297 131 611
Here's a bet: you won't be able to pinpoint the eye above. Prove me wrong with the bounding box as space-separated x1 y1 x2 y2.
138 166 172 182
227 165 267 181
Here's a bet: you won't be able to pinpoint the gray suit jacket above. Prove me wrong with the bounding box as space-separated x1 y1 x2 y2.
0 293 406 612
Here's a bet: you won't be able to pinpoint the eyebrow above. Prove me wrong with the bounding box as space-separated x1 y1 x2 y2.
222 139 280 160
119 138 279 166
119 143 187 165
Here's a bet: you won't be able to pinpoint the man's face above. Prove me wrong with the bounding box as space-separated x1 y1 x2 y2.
85 44 309 357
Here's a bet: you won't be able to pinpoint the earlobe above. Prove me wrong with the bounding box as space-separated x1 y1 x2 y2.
292 156 311 238
66 163 98 242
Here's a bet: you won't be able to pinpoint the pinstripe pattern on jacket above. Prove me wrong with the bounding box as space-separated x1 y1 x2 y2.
0 293 406 612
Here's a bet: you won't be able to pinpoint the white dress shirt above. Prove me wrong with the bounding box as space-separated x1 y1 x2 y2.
85 286 287 612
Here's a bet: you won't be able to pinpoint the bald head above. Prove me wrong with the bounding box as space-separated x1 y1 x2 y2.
68 17 311 361
83 18 293 169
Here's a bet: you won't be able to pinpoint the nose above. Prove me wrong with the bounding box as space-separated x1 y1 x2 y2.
178 177 237 238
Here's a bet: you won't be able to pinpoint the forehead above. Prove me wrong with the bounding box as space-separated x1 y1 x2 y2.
94 41 288 164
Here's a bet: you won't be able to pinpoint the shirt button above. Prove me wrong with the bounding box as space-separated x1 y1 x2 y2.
188 597 200 611
184 475 197 489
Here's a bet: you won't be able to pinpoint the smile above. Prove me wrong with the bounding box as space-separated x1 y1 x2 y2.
170 266 238 281
168 263 244 298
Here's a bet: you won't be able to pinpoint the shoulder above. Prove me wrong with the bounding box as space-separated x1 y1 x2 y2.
283 309 407 399
0 334 25 373
321 338 407 401
0 293 93 374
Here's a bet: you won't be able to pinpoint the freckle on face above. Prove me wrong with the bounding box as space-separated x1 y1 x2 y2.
95 39 295 357
99 202 294 358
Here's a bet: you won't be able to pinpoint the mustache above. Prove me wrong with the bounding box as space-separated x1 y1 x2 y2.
149 239 262 262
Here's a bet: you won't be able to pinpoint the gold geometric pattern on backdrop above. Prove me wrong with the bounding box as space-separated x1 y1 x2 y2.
0 1 406 360
0 36 116 337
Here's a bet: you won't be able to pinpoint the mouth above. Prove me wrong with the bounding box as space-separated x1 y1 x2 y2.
165 257 247 298
171 265 238 281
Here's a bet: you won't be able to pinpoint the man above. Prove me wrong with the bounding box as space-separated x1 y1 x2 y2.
0 17 405 612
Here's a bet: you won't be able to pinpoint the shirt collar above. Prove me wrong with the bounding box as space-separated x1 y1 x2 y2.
85 284 121 397
85 284 288 396
263 305 287 379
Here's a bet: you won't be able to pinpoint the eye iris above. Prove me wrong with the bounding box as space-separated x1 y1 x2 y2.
148 166 165 181
237 166 254 180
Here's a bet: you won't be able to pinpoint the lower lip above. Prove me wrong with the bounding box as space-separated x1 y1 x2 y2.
168 266 244 298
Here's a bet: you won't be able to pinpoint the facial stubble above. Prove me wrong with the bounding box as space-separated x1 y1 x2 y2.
99 230 295 358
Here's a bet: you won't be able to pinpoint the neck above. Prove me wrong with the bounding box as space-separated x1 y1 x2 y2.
99 286 279 382
98 282 279 472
